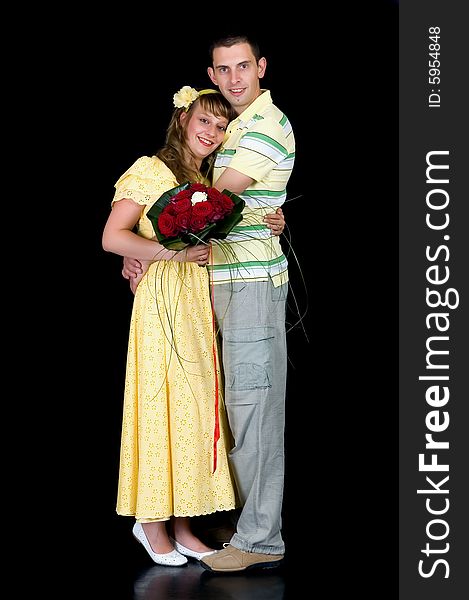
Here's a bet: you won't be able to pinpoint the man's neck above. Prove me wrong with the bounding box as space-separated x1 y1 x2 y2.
233 89 264 116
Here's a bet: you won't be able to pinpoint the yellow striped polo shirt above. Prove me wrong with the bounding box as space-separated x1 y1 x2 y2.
209 90 295 287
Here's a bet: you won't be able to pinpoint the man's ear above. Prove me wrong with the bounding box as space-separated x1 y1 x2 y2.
207 66 217 85
258 57 267 79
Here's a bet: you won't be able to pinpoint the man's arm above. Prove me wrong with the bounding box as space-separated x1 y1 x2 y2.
214 167 285 235
214 167 286 233
213 168 253 195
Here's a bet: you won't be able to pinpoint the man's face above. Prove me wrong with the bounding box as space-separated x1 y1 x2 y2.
208 43 266 115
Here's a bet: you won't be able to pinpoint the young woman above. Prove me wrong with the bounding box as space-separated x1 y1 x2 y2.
102 87 239 566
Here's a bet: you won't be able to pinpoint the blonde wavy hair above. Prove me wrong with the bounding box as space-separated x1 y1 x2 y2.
157 92 236 184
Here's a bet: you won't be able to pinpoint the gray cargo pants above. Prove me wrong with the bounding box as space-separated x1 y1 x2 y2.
213 280 288 555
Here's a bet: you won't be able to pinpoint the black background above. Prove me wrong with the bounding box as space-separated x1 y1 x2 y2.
38 3 398 597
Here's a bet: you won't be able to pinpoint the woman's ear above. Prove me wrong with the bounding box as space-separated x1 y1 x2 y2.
179 110 188 125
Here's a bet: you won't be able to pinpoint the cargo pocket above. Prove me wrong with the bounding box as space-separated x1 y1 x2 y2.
224 326 275 395
270 281 288 303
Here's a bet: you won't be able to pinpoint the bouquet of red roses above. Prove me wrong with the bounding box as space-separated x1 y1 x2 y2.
146 182 245 250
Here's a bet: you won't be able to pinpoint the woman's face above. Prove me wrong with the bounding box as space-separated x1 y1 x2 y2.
181 103 228 162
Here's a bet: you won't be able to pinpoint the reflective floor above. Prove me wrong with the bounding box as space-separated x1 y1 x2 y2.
84 514 292 599
133 562 287 600
68 487 396 598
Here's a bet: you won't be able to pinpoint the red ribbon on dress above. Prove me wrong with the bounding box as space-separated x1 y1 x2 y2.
209 243 220 473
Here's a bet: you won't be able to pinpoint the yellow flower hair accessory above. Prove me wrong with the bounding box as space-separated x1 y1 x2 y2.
173 86 220 111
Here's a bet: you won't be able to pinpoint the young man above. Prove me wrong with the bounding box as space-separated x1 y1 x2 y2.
198 34 295 573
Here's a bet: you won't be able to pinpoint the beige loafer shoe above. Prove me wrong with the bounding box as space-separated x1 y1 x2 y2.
200 544 283 572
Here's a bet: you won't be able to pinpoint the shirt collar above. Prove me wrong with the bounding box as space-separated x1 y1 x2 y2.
228 90 272 132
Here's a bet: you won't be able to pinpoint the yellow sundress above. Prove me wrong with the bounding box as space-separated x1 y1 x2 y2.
113 156 237 519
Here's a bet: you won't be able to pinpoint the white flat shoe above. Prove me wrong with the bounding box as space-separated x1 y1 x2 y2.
170 537 217 561
132 523 187 567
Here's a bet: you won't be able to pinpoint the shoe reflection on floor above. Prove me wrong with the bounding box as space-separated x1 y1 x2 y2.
133 560 285 600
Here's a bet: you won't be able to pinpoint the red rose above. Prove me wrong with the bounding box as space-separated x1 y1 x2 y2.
220 194 234 212
174 189 193 201
175 211 192 231
210 201 228 221
172 197 192 213
190 215 209 232
190 183 207 192
162 203 177 216
158 213 178 236
206 187 224 201
192 201 215 219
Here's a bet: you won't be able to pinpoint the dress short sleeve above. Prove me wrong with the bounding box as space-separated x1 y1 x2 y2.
112 156 178 207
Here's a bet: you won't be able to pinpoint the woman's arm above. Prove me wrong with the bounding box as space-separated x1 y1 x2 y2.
104 199 210 293
102 198 177 261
